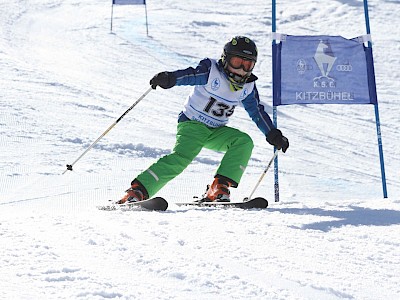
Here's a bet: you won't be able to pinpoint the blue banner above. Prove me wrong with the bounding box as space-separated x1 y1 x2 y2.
113 0 145 5
274 35 377 106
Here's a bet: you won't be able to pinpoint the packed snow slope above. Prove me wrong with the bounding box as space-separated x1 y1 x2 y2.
1 0 399 299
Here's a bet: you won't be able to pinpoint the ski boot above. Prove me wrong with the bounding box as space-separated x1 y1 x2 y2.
202 177 232 202
118 180 148 204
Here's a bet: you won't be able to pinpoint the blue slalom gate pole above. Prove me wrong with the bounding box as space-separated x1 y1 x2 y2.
271 0 280 202
144 1 149 36
363 0 388 198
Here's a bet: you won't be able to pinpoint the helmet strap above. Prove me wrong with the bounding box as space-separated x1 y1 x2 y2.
229 82 243 91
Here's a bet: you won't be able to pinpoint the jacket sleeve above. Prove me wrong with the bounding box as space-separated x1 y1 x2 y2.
172 58 212 86
242 85 275 136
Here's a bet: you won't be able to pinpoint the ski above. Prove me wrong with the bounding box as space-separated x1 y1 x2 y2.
175 197 268 209
97 197 168 211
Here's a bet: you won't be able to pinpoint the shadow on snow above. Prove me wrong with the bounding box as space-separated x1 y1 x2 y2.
269 205 400 232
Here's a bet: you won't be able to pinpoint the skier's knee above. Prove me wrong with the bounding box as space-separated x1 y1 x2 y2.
174 149 198 164
236 132 254 150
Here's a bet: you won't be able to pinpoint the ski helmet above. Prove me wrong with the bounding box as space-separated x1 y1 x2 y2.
221 36 258 84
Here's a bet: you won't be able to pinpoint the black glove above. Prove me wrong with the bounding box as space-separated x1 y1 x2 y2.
266 128 289 153
149 71 176 89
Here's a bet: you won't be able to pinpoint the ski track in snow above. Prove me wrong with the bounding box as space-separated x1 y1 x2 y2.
1 0 400 299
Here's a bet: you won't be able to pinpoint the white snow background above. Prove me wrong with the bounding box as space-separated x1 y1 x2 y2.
1 0 399 299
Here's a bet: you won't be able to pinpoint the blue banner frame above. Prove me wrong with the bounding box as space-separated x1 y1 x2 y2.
113 0 145 5
111 0 148 35
271 0 387 200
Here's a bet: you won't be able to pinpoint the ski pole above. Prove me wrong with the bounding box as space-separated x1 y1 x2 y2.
62 86 153 175
246 149 279 200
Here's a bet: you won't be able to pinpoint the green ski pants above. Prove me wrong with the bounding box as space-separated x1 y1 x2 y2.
136 120 254 197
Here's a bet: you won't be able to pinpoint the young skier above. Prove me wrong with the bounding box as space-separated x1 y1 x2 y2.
119 36 289 203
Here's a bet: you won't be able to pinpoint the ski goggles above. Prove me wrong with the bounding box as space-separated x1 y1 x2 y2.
228 56 255 72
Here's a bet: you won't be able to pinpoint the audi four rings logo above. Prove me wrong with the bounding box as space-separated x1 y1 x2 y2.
336 64 353 72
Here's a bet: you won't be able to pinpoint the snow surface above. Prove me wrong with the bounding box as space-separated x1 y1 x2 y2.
1 0 400 299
